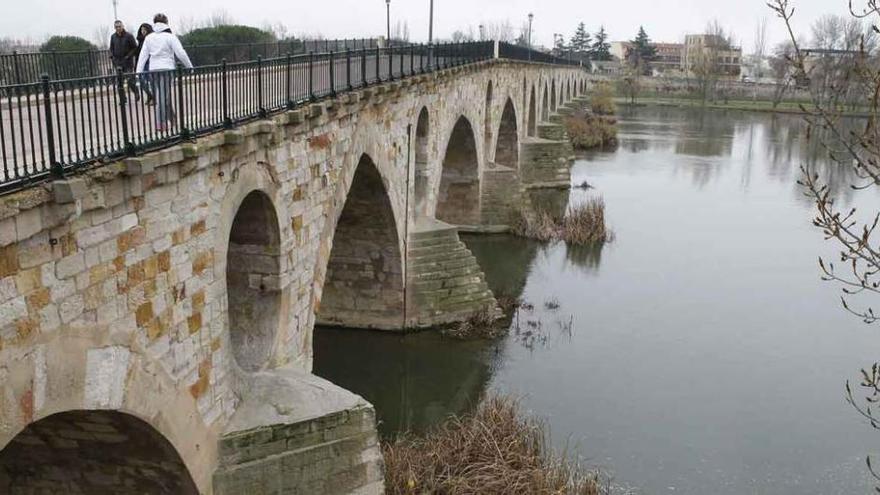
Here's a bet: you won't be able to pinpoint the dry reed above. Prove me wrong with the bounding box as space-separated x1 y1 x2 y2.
513 198 613 245
382 395 605 495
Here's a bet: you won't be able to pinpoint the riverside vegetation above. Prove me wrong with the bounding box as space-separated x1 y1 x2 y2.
383 395 607 495
564 82 619 150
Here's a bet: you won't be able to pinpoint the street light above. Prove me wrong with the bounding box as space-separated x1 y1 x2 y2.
479 24 485 41
386 0 391 42
112 0 118 20
428 0 434 45
527 13 534 61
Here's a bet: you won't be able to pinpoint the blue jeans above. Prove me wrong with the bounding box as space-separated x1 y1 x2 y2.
151 71 175 129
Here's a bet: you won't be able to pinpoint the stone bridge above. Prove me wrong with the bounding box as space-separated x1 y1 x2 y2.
0 54 587 494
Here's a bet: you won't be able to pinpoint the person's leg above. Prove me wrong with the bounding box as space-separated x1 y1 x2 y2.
154 73 168 131
126 69 140 102
142 73 155 104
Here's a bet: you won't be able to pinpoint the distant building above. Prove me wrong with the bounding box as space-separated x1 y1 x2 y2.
609 35 743 77
682 34 742 77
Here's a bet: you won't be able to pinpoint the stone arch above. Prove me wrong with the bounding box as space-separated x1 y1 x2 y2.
528 86 537 137
226 189 283 372
0 410 198 494
436 116 481 225
0 332 215 492
414 107 431 217
317 154 404 330
494 98 519 169
551 80 557 112
483 80 494 163
522 77 528 115
542 83 550 121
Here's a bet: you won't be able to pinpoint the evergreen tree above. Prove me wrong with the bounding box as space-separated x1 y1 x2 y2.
570 22 592 58
631 26 657 61
628 26 657 73
592 26 612 61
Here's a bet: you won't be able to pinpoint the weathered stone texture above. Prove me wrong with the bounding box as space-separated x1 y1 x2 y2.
0 58 587 494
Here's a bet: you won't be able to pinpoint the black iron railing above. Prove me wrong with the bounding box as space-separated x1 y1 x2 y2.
0 41 579 195
0 38 406 85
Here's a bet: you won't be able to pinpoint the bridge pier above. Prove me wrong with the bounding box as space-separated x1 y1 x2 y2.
406 220 499 328
214 370 383 494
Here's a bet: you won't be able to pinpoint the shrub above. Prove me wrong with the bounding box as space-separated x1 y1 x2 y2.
179 25 275 46
383 395 606 495
39 36 95 53
513 198 613 245
590 82 617 115
565 113 618 150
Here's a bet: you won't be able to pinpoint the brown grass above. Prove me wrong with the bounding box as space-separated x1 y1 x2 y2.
590 83 617 116
565 114 618 150
513 198 613 245
442 307 503 340
382 395 606 495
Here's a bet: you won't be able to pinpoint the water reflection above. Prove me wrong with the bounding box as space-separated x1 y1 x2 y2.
313 327 499 437
613 106 868 202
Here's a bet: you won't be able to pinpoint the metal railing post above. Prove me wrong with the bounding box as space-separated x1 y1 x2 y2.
346 49 352 90
399 47 404 77
41 74 62 177
221 59 232 128
376 46 382 83
12 51 21 84
51 51 59 79
286 52 293 109
308 51 315 101
329 50 336 96
361 48 367 87
257 55 266 118
176 65 188 139
116 67 134 155
389 47 395 81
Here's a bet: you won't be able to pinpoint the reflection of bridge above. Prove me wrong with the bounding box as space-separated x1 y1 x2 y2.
0 40 589 493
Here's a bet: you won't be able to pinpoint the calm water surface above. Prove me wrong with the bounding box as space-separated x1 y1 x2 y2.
315 106 879 494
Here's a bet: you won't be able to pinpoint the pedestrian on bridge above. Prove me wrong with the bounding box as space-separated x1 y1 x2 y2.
135 23 156 105
136 13 193 132
110 20 140 102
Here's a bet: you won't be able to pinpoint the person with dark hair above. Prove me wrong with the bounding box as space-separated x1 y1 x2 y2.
135 23 155 105
109 20 140 101
136 13 193 132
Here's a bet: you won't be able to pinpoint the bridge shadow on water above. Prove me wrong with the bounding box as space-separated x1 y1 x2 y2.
313 229 560 438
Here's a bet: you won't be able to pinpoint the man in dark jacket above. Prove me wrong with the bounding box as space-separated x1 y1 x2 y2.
109 20 139 101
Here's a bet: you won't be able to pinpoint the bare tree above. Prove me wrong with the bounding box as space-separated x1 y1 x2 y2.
769 0 880 486
690 20 734 103
450 27 476 43
753 17 768 79
808 14 876 109
484 20 515 42
392 21 410 42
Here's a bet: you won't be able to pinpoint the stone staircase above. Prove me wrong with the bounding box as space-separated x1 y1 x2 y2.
407 221 499 328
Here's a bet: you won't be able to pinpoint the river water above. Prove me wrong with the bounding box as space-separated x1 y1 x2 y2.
315 106 879 494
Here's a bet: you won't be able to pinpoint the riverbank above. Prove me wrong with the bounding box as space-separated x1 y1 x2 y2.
615 96 871 117
382 395 606 495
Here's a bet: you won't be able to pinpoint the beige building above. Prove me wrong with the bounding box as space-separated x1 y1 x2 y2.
683 34 742 76
610 35 743 77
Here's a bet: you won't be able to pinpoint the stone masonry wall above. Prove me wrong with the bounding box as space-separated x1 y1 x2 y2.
0 59 588 492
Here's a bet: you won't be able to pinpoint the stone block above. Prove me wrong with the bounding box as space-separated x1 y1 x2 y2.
123 157 155 176
52 179 88 204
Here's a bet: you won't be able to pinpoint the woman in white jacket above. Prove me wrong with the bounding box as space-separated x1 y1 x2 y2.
136 13 193 132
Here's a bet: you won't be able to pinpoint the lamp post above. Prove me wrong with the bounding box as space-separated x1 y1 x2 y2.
386 0 391 42
479 24 485 41
527 13 533 60
112 0 118 20
428 0 434 44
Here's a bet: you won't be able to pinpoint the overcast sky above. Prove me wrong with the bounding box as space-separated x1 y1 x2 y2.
0 0 852 51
